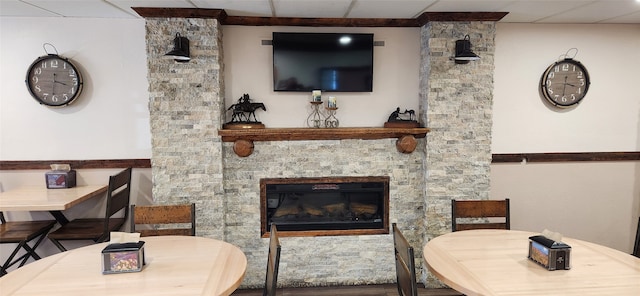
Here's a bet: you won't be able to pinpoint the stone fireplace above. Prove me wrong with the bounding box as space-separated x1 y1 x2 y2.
142 15 495 289
261 176 389 237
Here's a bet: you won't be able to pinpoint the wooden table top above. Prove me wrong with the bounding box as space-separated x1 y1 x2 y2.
423 229 640 296
0 185 107 212
0 235 248 296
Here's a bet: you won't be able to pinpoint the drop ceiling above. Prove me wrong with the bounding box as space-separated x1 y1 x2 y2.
1 0 639 23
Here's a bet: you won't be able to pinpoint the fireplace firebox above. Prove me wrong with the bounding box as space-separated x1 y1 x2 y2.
260 176 389 237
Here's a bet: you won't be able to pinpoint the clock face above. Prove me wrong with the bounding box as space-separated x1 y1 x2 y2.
26 55 83 107
540 58 590 108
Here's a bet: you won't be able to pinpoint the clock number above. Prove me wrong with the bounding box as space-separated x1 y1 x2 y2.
32 76 39 84
561 64 569 71
50 59 58 68
35 85 42 92
34 68 42 75
40 61 47 69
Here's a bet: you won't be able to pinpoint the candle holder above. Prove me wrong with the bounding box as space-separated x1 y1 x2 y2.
324 107 339 128
307 101 324 128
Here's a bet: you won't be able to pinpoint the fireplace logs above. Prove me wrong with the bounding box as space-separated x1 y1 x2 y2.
260 176 389 237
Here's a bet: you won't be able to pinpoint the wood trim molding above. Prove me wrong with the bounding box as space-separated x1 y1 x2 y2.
218 127 430 156
218 127 430 142
223 16 418 27
132 7 508 27
0 159 151 170
492 152 640 163
132 7 228 19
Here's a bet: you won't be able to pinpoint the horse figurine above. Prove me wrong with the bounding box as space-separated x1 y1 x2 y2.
387 107 416 122
227 94 267 123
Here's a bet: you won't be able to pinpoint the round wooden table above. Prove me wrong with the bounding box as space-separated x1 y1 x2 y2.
0 236 247 296
423 229 640 296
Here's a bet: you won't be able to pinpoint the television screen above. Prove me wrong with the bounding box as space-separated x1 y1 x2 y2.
272 32 374 92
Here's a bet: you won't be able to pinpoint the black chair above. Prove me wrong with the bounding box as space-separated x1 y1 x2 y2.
451 199 510 231
0 212 56 276
392 223 418 296
130 203 196 237
48 168 132 251
263 223 281 296
633 217 640 258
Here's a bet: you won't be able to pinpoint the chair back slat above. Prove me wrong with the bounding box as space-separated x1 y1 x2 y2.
633 217 640 258
393 223 418 296
103 168 132 232
264 224 281 296
131 204 196 237
452 199 510 232
453 200 509 217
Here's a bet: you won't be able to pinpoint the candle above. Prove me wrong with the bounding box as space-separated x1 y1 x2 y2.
312 90 322 102
328 96 337 108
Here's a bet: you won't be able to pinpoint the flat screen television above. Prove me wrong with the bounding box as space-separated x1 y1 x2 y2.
272 32 374 92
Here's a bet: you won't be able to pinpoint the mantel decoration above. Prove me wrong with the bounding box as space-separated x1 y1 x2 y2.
307 90 323 128
384 107 419 128
224 93 267 129
324 96 339 128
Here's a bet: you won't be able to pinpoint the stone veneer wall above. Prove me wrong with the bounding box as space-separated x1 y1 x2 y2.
144 17 495 288
144 18 226 238
420 22 496 286
224 139 426 287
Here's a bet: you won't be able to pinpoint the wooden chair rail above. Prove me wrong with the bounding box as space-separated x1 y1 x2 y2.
1 153 637 170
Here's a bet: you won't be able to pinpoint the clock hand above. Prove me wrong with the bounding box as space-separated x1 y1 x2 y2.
562 76 568 96
52 73 67 85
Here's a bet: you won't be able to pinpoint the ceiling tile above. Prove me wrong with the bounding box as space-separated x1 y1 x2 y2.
22 0 133 18
348 0 437 18
0 0 60 17
272 0 353 18
192 0 272 16
108 0 196 18
499 1 589 23
425 0 513 12
540 1 640 23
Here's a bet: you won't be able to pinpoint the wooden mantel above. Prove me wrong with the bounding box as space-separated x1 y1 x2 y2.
218 127 430 157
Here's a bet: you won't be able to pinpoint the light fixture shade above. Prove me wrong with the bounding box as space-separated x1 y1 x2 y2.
454 35 480 64
165 33 190 62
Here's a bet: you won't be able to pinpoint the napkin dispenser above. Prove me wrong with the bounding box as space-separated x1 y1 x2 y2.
101 241 145 274
45 164 76 189
528 235 571 270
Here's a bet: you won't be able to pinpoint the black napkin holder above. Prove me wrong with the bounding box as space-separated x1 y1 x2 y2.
101 241 145 274
45 170 76 189
528 235 571 270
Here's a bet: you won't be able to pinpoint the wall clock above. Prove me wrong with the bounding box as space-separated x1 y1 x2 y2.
540 56 590 108
25 54 84 107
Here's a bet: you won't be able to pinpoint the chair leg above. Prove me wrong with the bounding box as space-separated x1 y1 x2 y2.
20 230 50 263
49 238 68 252
1 241 27 275
1 230 54 276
